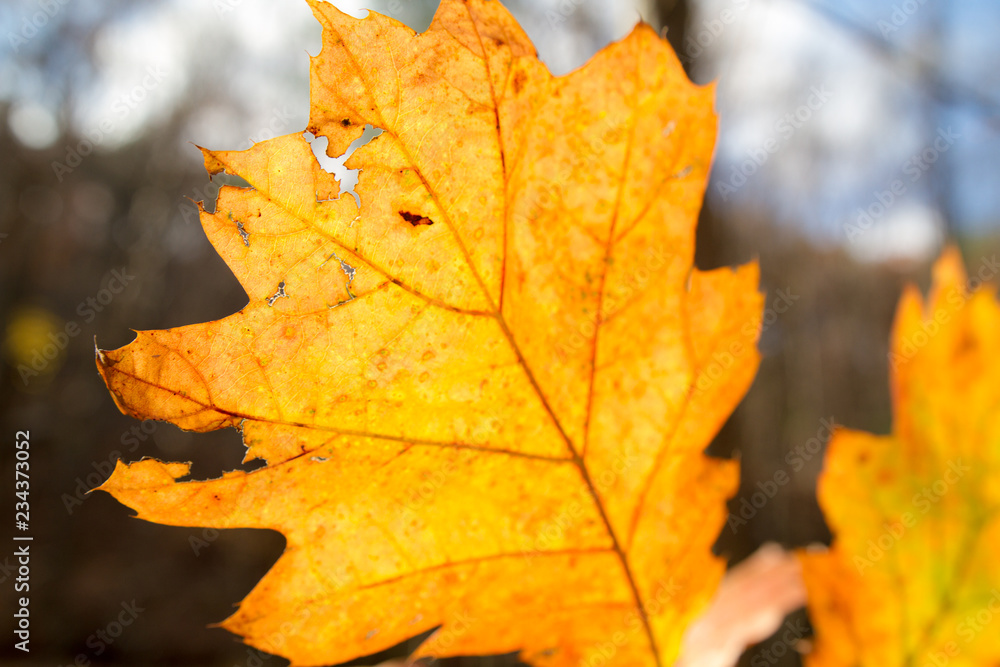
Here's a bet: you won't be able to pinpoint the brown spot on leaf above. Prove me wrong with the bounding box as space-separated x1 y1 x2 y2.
399 211 434 226
512 70 527 95
954 330 978 358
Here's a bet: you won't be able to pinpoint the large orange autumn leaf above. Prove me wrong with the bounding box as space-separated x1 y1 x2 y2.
801 247 1000 667
95 1 763 665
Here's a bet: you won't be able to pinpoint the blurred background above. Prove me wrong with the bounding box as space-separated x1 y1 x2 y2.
2 0 999 665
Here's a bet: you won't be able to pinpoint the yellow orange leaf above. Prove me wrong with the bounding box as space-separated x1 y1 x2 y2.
95 2 762 665
800 247 1000 667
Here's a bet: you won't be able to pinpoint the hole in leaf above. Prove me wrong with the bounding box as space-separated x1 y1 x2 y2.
321 250 357 301
236 220 250 247
303 124 384 208
185 171 253 218
202 171 253 214
215 172 251 188
267 281 288 306
152 422 265 482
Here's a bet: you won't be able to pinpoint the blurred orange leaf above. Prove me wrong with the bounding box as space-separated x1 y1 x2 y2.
95 1 762 665
800 247 1000 667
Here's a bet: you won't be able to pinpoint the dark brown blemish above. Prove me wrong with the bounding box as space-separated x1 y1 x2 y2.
341 118 351 127
399 211 434 226
512 70 527 95
954 330 978 358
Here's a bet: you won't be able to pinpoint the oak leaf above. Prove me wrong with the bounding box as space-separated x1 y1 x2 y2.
95 1 763 665
800 247 1000 667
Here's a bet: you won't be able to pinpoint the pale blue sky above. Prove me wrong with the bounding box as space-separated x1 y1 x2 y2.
3 0 998 261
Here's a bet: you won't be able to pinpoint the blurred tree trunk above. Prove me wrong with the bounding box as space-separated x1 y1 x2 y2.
654 0 691 76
